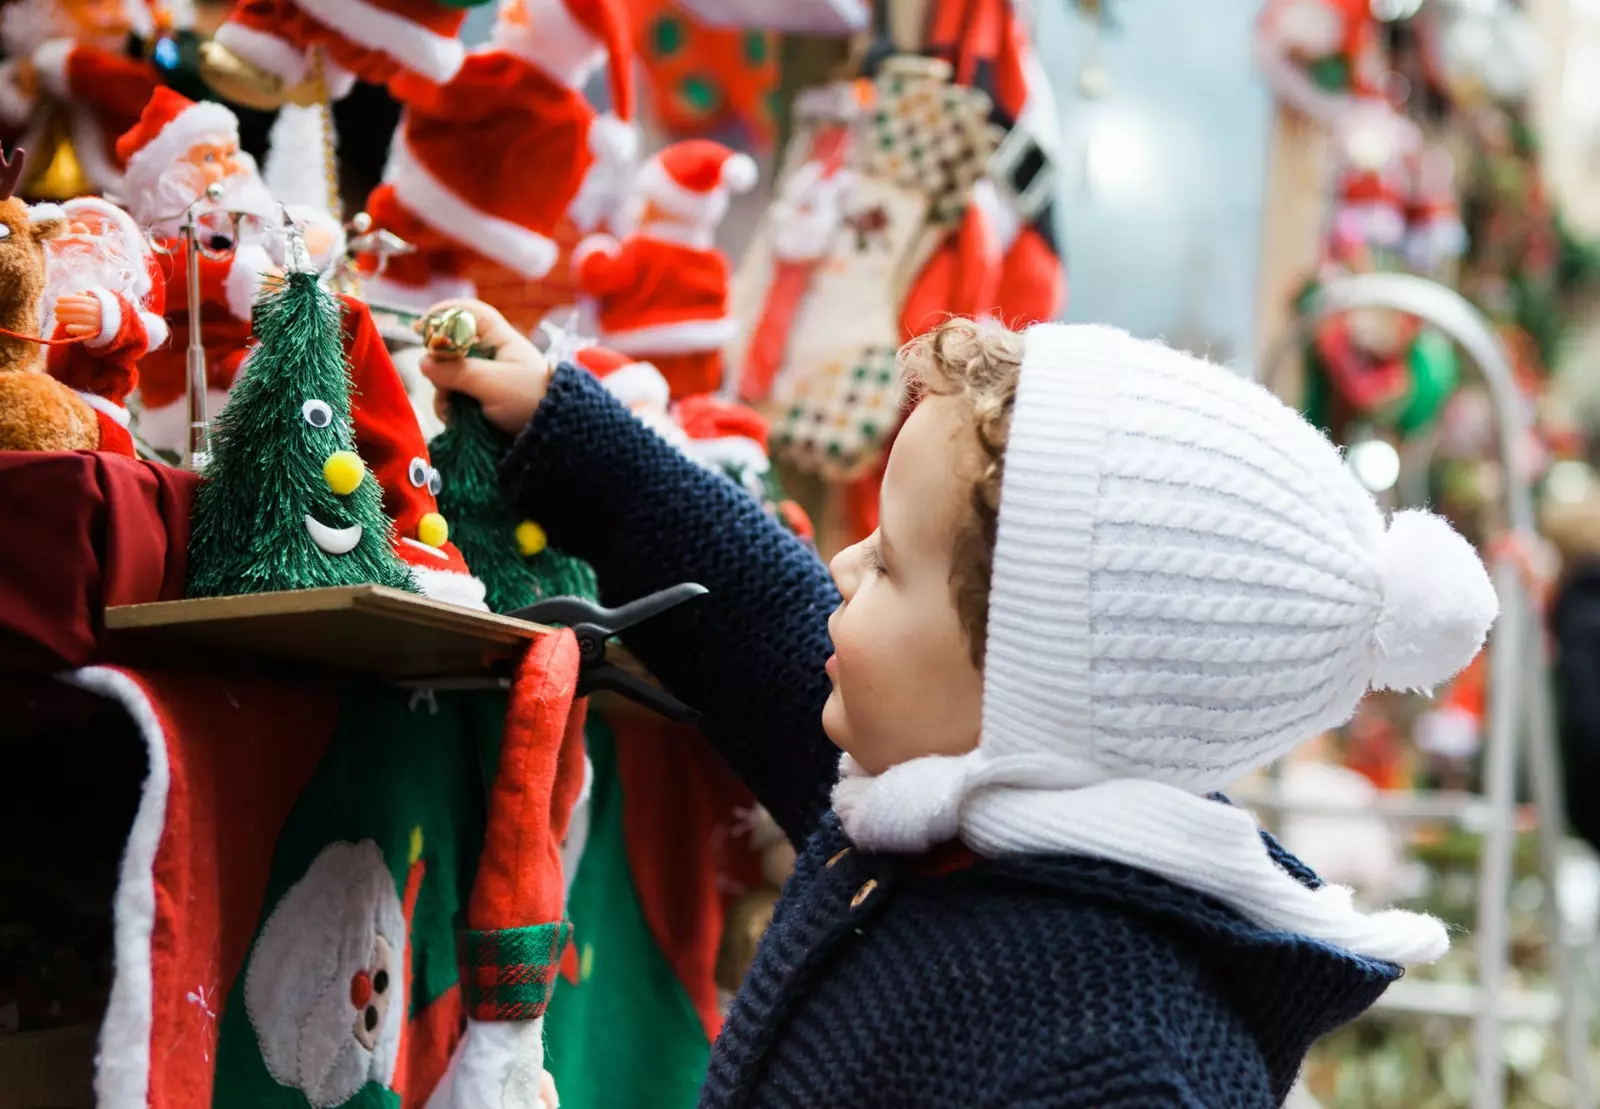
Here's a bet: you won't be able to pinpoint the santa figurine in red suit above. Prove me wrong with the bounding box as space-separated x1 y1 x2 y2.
341 293 487 607
206 0 482 107
40 195 168 457
573 139 755 399
114 88 342 453
360 0 636 313
0 0 163 195
1254 0 1388 126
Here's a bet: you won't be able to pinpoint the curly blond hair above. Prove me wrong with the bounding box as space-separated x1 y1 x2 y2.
897 318 1024 668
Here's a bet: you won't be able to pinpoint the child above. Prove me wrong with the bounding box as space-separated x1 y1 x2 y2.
423 307 1498 1107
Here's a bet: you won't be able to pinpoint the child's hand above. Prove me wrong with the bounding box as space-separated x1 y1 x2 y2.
417 298 551 434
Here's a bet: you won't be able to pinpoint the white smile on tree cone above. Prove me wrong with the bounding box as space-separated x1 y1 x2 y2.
305 515 363 555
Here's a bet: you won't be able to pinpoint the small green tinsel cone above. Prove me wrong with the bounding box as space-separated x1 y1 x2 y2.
429 392 597 613
187 271 417 598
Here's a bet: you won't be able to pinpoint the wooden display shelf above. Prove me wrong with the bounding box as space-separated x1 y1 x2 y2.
103 586 553 682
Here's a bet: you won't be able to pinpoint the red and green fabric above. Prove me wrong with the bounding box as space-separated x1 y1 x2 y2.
629 0 779 149
74 634 584 1109
544 712 765 1109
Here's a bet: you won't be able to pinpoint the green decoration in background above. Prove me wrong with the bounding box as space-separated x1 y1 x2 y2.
187 270 416 599
428 393 597 614
1395 328 1460 436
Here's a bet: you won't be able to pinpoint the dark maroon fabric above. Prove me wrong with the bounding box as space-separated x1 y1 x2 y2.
0 451 197 670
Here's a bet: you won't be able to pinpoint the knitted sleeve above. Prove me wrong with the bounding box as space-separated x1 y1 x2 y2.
501 364 842 843
1012 1055 1212 1107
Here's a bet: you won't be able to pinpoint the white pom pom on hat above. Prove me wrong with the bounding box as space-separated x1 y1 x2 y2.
720 152 758 194
1371 509 1499 692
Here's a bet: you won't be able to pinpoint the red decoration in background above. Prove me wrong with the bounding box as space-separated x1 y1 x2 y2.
627 0 779 149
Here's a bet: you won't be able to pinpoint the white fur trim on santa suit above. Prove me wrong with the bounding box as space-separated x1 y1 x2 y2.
631 219 713 251
140 311 169 352
63 667 170 1109
570 233 618 270
78 390 132 427
212 21 308 86
135 387 231 453
402 550 490 611
595 360 671 412
295 0 466 83
120 100 240 216
362 271 478 316
224 241 276 321
84 286 123 349
69 110 123 194
31 37 73 99
0 59 36 125
424 1017 549 1109
684 434 770 476
489 13 604 91
636 153 756 227
602 317 738 356
386 137 559 279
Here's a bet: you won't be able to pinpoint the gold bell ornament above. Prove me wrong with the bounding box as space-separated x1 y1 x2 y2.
420 307 479 358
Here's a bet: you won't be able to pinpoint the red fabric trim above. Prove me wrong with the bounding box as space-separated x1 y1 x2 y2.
612 713 764 1046
113 665 339 1107
469 631 587 930
0 452 197 670
911 842 980 878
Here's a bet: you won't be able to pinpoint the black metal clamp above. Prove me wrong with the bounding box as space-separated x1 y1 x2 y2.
509 583 708 723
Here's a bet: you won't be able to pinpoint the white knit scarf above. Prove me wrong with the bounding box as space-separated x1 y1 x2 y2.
831 753 1449 967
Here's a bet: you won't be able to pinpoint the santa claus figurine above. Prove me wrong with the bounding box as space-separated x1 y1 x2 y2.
1254 0 1388 126
573 139 755 399
0 0 163 196
360 0 636 313
205 0 485 109
115 88 341 453
41 195 168 457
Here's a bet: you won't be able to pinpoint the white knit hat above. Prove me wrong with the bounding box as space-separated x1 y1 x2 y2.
834 323 1498 966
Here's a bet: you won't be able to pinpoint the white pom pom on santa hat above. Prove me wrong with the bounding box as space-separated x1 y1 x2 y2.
721 152 758 194
1371 509 1499 693
587 113 638 164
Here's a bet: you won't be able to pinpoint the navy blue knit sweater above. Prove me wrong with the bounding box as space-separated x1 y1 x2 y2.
503 366 1401 1108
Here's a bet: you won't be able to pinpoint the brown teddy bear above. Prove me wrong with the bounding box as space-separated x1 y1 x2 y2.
0 147 98 452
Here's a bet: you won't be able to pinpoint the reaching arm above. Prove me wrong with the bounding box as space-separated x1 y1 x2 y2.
499 364 841 844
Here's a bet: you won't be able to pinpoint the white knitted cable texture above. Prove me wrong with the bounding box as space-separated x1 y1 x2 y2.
832 323 1498 967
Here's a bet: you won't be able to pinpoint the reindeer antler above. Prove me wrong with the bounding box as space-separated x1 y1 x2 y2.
0 145 25 201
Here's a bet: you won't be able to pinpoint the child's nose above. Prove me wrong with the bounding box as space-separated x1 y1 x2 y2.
829 544 861 600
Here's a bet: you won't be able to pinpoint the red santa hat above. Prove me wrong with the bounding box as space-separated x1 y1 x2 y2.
115 88 240 214
216 0 466 89
493 0 634 156
572 345 671 414
634 139 757 227
340 295 488 610
674 394 772 477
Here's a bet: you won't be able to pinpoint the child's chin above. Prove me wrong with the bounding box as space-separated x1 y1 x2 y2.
820 691 848 752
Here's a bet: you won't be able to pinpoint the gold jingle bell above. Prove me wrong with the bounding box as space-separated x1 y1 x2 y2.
198 40 327 112
421 308 478 358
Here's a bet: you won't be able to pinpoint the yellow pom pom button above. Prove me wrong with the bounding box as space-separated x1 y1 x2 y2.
323 451 365 495
417 511 449 549
515 520 547 557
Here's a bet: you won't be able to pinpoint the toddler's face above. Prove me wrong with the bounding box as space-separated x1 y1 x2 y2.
824 395 984 774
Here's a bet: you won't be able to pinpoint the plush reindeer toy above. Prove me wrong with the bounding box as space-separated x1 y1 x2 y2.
0 146 100 452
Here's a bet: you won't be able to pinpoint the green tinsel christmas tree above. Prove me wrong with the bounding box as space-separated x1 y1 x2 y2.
429 392 597 614
187 270 417 598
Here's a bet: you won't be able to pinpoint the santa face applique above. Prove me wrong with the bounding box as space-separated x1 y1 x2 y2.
244 841 407 1108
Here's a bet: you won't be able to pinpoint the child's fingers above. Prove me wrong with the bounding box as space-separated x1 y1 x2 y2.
419 353 500 398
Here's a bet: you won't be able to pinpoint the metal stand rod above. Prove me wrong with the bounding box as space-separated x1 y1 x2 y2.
1252 272 1590 1109
182 217 209 471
